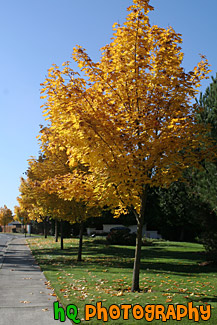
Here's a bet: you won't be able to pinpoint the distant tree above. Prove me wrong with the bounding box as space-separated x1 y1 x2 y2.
157 179 202 241
0 205 13 232
14 205 30 235
19 138 101 259
195 74 217 212
14 205 29 224
197 74 217 141
188 74 217 258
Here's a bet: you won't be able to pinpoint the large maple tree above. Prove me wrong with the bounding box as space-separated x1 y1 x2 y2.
40 0 215 291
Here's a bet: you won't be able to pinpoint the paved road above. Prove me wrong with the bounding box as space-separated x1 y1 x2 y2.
0 232 17 248
0 234 72 325
0 233 18 266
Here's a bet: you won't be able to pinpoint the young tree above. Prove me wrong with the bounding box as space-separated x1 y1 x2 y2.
17 176 53 238
20 137 101 258
14 205 30 236
14 205 29 224
0 205 13 232
40 0 215 291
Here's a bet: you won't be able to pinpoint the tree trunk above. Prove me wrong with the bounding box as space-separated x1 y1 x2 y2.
131 186 148 292
55 219 58 242
77 221 84 262
60 219 64 250
44 217 48 239
179 227 185 242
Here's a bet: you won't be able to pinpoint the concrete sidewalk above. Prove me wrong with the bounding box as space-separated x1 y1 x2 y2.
0 237 72 325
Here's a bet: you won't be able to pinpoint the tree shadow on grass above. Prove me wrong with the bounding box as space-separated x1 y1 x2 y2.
184 295 217 303
32 241 217 276
95 244 203 261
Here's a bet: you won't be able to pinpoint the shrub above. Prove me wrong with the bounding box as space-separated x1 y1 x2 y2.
201 232 217 262
106 227 136 245
142 237 154 246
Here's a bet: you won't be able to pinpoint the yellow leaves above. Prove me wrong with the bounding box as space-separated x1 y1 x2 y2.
191 54 211 89
0 205 13 226
78 62 84 69
62 61 70 67
34 0 215 219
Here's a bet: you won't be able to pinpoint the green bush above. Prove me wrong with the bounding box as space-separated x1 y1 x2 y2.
201 232 217 262
106 227 136 245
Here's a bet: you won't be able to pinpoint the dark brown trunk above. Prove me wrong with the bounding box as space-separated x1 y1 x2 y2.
77 221 84 262
60 219 64 250
179 227 184 241
55 219 58 242
131 186 148 292
44 218 48 239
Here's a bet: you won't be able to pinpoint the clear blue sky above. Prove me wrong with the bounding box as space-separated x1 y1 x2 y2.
1 0 217 212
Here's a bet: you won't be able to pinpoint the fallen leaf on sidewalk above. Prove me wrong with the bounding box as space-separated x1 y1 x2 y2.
42 308 49 312
20 301 31 304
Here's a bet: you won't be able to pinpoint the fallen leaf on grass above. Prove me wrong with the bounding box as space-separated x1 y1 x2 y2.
199 261 212 266
144 287 152 293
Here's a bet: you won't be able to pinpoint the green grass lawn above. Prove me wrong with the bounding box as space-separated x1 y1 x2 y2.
27 236 217 324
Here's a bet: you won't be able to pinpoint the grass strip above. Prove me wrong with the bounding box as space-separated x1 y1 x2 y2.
28 236 217 324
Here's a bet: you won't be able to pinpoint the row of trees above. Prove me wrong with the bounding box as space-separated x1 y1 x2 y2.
16 0 217 291
0 204 30 233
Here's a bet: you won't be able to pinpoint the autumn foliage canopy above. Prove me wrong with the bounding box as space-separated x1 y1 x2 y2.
40 0 213 215
38 0 215 290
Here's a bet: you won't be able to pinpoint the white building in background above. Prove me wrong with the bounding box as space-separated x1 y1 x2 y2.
86 224 162 239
